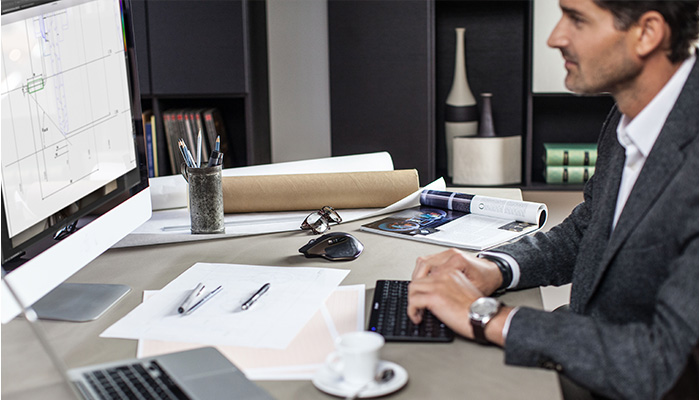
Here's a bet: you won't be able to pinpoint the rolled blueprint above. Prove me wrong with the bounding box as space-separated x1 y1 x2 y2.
222 170 419 213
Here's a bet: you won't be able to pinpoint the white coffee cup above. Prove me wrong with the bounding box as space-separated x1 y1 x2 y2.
326 331 385 385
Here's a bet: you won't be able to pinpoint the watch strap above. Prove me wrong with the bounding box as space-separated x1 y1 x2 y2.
480 254 513 293
471 318 489 344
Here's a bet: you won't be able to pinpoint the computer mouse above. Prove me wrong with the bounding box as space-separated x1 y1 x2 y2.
299 232 364 261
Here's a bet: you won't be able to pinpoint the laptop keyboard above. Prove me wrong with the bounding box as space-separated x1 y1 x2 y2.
368 280 454 342
82 361 189 400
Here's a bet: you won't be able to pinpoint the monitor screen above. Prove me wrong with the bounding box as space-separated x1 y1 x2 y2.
1 0 151 323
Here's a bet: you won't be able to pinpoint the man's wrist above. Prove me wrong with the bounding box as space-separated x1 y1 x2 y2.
483 305 514 347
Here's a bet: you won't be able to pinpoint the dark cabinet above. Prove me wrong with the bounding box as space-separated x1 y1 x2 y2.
328 0 611 189
328 0 435 186
146 1 246 95
130 0 269 176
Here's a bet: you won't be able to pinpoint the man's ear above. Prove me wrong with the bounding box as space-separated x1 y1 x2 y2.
633 10 670 58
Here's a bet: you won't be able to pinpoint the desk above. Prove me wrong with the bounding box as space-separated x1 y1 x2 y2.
1 188 562 400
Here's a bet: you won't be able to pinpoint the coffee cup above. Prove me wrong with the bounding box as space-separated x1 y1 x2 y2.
325 331 385 385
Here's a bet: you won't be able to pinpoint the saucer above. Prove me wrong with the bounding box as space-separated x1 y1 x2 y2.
312 360 408 398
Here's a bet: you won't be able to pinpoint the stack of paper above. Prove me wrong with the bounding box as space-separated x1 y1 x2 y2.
101 263 349 349
138 285 365 380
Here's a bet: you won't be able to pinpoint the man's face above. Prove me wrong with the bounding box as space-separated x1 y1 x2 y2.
547 0 641 94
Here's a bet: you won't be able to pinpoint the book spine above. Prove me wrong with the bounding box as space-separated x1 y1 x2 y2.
162 112 178 175
150 114 159 176
203 108 230 167
145 120 155 177
193 110 209 164
545 148 597 166
545 166 595 184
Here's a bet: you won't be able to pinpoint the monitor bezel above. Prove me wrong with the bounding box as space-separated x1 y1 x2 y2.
1 0 151 322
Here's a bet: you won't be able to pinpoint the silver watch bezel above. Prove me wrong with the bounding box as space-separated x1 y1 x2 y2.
470 297 501 324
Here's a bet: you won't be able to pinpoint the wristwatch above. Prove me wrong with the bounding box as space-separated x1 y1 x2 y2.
469 297 502 345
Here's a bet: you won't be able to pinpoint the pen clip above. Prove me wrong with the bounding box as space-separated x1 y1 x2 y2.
178 282 205 314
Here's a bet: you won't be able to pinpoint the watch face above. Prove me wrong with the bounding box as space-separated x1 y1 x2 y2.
471 297 500 318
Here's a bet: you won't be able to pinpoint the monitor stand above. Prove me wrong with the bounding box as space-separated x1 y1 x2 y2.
32 283 131 322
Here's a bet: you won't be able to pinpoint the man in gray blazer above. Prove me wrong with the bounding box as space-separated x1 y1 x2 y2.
407 1 698 399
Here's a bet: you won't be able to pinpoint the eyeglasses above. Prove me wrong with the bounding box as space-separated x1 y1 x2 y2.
301 206 342 234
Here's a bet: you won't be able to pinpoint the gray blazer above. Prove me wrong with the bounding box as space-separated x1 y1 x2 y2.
495 57 698 400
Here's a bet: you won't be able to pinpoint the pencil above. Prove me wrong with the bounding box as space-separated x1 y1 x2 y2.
196 130 202 167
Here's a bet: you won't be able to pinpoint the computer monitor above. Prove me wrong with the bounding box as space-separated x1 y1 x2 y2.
1 0 151 323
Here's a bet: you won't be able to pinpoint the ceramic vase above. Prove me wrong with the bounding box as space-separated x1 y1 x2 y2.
477 93 496 137
445 27 478 177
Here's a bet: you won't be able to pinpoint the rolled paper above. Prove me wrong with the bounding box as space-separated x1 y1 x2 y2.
222 170 419 213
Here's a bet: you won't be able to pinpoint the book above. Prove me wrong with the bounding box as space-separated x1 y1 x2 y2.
360 190 548 251
190 109 210 165
142 110 155 178
203 108 232 167
543 143 597 166
545 166 595 184
144 118 155 178
150 113 159 176
162 111 181 174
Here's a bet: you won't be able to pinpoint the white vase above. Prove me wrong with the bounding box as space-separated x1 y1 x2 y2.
445 27 478 178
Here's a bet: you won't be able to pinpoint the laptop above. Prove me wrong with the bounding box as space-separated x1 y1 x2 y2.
3 276 274 400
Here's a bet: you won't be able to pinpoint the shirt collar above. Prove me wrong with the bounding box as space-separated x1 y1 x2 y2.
617 54 696 157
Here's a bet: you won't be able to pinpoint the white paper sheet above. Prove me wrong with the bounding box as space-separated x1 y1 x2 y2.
137 285 365 380
101 263 350 349
150 152 395 211
113 177 446 247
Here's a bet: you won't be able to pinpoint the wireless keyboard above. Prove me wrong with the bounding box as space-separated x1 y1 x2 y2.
368 280 454 342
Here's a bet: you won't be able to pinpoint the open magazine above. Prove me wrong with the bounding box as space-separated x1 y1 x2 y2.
360 190 548 251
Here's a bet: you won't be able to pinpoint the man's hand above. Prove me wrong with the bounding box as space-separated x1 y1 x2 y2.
407 270 482 338
408 249 513 346
412 249 504 295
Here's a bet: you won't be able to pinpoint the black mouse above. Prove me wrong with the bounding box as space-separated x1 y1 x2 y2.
299 232 364 261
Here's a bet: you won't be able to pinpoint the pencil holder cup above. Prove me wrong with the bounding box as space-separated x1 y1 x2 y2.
185 165 225 234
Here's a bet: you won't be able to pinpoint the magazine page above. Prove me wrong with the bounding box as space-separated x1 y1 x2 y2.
361 190 548 251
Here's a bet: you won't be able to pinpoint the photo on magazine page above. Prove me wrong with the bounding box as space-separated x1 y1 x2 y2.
361 206 467 237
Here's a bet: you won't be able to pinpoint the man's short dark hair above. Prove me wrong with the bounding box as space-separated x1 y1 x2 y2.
593 1 698 63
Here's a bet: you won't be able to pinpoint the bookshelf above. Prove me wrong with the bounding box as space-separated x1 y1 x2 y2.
328 0 613 189
130 0 270 176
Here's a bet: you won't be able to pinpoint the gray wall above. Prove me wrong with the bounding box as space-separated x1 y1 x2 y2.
266 0 331 163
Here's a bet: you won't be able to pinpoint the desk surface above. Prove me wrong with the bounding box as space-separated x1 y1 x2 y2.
1 188 562 400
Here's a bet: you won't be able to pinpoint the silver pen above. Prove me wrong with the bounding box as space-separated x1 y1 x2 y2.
178 282 205 314
241 283 270 310
184 285 223 315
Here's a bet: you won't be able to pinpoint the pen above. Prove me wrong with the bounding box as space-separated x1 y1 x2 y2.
184 141 196 169
178 282 205 313
178 140 194 168
241 283 270 310
206 136 224 167
196 130 202 167
184 285 223 315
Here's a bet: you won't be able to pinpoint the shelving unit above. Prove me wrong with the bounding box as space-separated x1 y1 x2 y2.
328 0 614 190
130 0 270 176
